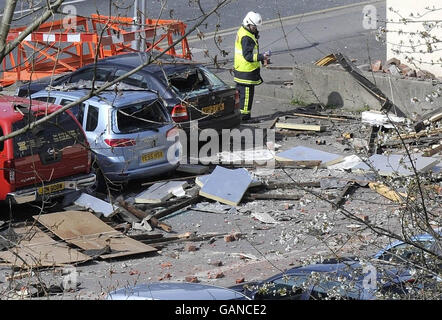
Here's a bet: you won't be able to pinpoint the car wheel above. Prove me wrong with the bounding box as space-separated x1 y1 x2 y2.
87 165 107 194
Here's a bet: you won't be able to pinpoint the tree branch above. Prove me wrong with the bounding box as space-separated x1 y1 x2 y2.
0 0 65 64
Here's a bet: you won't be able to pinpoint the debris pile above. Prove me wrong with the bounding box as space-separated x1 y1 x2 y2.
370 58 437 80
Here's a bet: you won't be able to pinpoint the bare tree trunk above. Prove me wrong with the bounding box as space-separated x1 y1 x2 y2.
0 0 65 65
0 0 18 59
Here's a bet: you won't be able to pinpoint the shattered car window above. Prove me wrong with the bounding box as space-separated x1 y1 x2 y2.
114 101 169 133
166 66 226 95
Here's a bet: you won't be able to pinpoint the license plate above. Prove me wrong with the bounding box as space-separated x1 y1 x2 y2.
38 182 65 195
202 103 224 115
141 150 164 163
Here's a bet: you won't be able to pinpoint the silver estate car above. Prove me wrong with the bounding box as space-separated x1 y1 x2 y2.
31 89 181 190
107 282 251 300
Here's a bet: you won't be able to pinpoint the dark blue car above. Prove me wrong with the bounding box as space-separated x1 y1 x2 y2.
230 261 414 300
373 229 441 263
16 52 241 133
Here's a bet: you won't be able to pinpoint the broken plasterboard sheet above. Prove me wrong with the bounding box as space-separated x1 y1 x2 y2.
135 181 188 204
74 193 118 217
327 155 363 170
218 148 275 164
275 146 344 167
199 166 253 206
33 211 156 259
361 110 407 129
432 161 442 174
192 202 233 214
251 212 278 224
352 154 439 176
0 226 91 269
196 172 261 188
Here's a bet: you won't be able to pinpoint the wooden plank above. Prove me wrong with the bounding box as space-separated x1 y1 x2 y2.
334 183 359 208
289 113 349 122
369 182 407 203
146 232 228 248
33 211 156 259
0 226 91 269
199 166 252 206
244 193 302 201
118 201 172 233
423 144 442 157
129 233 164 241
135 181 188 204
275 122 326 132
268 117 280 129
414 107 442 132
276 129 317 137
154 195 202 220
367 125 381 156
264 181 321 189
392 127 442 140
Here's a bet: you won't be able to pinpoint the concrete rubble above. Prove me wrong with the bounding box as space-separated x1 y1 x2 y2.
1 66 441 301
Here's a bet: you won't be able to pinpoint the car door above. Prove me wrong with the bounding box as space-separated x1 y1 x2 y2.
58 97 99 151
12 108 89 190
81 102 101 151
58 98 86 127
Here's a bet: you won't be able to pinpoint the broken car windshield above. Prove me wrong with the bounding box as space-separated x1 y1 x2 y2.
114 101 169 134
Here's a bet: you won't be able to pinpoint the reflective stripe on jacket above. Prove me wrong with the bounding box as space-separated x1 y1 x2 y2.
234 26 263 85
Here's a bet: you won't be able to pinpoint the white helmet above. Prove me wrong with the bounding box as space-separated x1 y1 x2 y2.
243 11 262 27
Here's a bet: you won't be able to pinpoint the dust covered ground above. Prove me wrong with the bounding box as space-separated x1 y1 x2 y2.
0 90 440 300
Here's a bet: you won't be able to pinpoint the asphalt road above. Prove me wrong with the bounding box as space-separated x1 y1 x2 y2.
2 0 377 32
0 0 387 71
189 0 386 69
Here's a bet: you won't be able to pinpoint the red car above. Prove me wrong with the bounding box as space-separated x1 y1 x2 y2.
0 96 95 204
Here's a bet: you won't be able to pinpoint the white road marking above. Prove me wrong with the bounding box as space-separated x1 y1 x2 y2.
187 0 384 43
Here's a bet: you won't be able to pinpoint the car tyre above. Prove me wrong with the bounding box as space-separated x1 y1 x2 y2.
88 164 107 194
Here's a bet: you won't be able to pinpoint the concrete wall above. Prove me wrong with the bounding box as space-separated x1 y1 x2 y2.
291 64 442 117
386 0 442 77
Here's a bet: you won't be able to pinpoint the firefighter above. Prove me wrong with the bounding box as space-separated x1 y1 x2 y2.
234 11 271 121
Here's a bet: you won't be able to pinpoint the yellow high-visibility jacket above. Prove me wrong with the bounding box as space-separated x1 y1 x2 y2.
234 26 263 85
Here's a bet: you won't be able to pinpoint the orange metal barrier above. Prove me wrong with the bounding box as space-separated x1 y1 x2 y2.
1 15 192 87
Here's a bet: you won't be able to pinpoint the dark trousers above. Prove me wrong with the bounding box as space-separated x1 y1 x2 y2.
236 84 255 116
